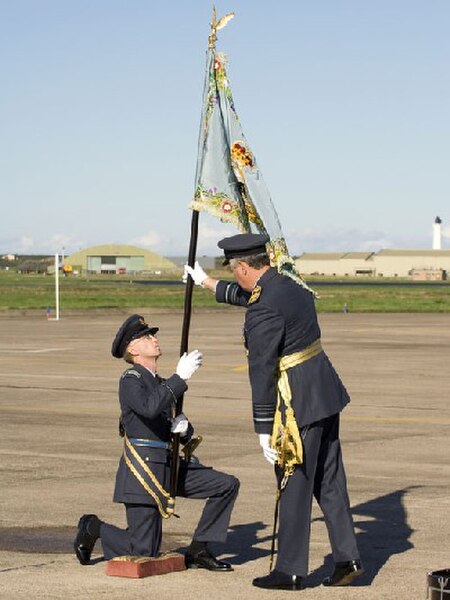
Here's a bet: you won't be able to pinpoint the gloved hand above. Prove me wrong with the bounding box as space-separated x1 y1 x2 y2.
183 261 208 287
258 433 277 465
171 413 189 435
176 349 203 380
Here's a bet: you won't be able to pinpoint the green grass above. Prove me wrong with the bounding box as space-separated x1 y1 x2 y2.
1 271 450 312
312 284 450 312
0 272 216 310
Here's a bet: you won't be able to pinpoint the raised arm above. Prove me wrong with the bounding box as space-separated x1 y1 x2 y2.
184 261 250 307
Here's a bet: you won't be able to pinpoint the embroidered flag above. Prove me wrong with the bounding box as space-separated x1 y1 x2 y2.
189 14 314 293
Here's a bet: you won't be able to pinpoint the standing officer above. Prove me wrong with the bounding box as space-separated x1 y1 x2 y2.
185 234 362 590
74 314 239 571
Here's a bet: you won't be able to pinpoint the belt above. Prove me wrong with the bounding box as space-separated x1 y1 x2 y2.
128 438 170 449
123 434 174 519
272 338 323 485
278 339 323 372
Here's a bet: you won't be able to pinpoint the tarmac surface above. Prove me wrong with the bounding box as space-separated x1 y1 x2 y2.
1 309 449 599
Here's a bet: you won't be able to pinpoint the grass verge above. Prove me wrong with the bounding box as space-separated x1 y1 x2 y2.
1 272 450 312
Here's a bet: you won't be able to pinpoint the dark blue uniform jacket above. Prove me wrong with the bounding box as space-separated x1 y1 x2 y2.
216 268 350 433
113 365 190 505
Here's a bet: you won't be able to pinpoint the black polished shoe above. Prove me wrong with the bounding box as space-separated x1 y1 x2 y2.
73 514 101 565
252 569 303 590
322 560 364 586
185 549 233 572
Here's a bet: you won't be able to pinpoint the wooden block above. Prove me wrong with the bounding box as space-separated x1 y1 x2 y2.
105 552 186 578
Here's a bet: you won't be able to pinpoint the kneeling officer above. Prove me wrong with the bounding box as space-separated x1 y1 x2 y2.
74 314 239 571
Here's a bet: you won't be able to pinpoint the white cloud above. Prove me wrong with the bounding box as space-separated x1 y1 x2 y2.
286 227 386 254
129 217 237 257
2 219 447 259
0 234 84 255
285 227 437 254
196 221 237 256
45 234 85 255
129 231 169 249
18 236 35 252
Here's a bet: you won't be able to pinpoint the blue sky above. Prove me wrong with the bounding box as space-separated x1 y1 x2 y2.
1 0 449 257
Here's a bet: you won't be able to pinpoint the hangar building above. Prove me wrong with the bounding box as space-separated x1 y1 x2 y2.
295 249 450 279
295 217 450 279
66 244 177 275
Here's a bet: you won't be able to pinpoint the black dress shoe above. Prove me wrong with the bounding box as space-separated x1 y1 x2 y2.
323 560 364 586
74 514 101 565
253 569 303 590
185 549 233 571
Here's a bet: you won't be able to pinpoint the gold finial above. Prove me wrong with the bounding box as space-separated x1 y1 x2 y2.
208 5 235 49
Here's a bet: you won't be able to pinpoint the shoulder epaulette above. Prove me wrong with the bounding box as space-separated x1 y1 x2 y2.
248 285 262 304
122 368 141 379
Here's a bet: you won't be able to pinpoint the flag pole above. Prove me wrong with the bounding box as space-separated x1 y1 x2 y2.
168 6 235 513
168 210 199 508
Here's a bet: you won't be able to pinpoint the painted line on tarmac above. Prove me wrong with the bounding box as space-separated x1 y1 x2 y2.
0 449 115 461
0 372 112 381
0 348 73 354
344 415 450 424
0 407 114 416
230 366 450 424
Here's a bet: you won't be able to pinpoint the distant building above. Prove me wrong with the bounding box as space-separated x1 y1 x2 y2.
372 249 450 278
167 256 217 270
66 244 178 275
14 255 53 274
295 249 450 279
295 252 376 277
410 268 445 281
295 216 449 280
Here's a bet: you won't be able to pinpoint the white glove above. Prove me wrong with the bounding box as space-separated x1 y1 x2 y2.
258 434 277 465
176 349 203 380
171 413 189 435
183 261 208 287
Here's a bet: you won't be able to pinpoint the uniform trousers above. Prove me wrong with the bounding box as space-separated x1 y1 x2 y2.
101 461 239 560
275 413 359 576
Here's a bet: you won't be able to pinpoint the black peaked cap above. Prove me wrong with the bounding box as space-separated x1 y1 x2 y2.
218 233 269 264
111 314 159 358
